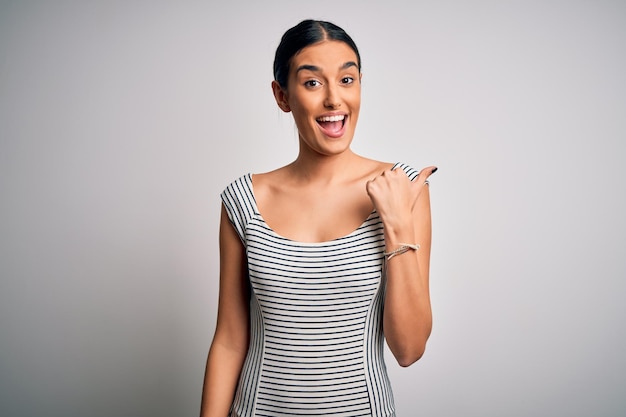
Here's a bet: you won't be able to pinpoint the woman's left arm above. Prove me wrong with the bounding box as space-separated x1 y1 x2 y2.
366 166 436 367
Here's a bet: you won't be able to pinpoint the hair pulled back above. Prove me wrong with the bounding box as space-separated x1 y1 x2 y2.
273 19 361 89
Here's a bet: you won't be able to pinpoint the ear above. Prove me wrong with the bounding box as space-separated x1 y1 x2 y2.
271 80 291 112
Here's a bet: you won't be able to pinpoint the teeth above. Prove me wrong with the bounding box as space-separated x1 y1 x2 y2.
317 115 345 122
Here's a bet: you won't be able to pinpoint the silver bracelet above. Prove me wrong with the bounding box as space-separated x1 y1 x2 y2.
383 243 420 261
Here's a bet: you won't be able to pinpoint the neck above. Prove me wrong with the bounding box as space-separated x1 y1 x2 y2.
288 149 361 185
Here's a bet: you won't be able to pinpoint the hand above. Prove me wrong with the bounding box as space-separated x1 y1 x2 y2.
365 166 437 225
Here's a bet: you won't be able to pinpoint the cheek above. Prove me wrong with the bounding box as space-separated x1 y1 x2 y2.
291 95 320 118
349 96 361 114
291 104 312 124
347 88 361 105
289 103 316 132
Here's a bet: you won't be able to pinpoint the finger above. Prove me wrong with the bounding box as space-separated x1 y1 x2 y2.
414 165 437 185
424 165 438 177
408 167 436 201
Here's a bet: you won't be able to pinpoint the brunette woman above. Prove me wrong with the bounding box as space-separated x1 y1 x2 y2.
200 19 437 417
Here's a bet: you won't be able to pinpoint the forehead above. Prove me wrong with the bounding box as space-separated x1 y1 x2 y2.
291 40 359 72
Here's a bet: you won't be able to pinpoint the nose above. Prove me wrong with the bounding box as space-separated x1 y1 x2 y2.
324 85 341 109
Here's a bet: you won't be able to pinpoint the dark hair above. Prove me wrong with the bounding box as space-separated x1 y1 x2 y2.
273 19 361 89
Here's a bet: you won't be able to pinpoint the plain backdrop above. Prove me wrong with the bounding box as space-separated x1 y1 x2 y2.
1 1 625 416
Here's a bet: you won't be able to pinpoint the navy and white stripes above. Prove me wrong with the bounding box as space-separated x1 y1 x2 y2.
221 163 418 417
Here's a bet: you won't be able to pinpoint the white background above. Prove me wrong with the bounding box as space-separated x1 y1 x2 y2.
1 1 624 416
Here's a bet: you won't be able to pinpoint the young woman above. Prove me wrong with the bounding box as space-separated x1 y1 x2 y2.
200 19 437 417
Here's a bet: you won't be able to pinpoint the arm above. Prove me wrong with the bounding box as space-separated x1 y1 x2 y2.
200 204 250 416
366 167 436 367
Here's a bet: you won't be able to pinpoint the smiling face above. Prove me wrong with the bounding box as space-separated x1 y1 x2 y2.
272 40 362 157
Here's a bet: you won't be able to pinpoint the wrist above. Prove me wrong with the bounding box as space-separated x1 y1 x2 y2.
384 225 416 249
384 243 420 262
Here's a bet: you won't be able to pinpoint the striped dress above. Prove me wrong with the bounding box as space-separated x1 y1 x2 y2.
221 163 419 417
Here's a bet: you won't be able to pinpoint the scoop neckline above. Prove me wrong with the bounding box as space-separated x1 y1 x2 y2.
245 173 378 246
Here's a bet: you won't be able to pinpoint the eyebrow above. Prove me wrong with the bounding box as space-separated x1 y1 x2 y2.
295 61 359 74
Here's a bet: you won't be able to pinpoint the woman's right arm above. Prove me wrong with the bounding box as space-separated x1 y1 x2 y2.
200 204 250 417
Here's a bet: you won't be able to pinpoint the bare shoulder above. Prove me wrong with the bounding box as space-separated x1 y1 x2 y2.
250 166 293 200
357 157 396 179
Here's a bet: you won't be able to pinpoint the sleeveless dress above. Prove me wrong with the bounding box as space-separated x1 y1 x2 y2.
221 162 419 417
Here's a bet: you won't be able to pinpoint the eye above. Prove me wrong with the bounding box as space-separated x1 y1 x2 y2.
304 79 321 88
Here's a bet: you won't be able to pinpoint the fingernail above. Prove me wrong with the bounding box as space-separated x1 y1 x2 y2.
431 167 438 174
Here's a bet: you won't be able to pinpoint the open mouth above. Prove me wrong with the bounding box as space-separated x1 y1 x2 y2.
316 114 346 137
